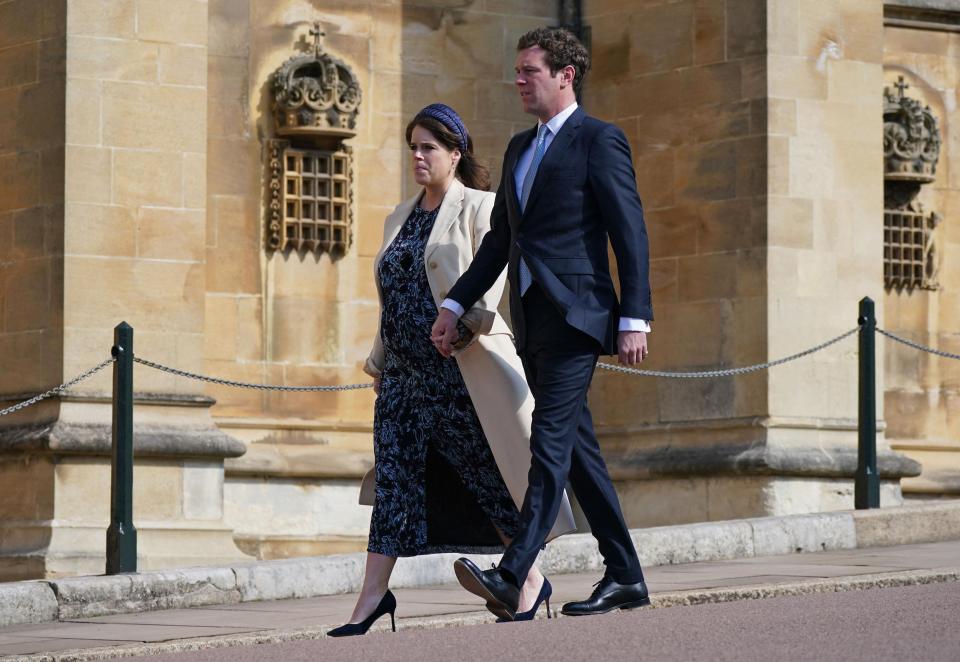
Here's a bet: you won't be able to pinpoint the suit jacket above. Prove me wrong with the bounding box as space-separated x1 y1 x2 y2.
361 178 576 541
447 107 652 354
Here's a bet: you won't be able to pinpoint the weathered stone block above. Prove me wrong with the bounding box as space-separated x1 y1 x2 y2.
636 519 755 566
65 78 101 145
67 0 136 39
182 152 206 210
628 1 694 75
0 42 39 89
137 0 207 47
854 502 960 548
0 581 58 626
52 567 240 618
0 0 41 51
64 146 111 205
234 554 364 601
694 0 725 65
0 152 41 212
64 203 134 257
112 149 182 208
726 0 765 59
750 512 856 556
137 208 204 262
3 258 51 332
63 256 204 333
158 44 207 87
66 35 158 82
102 82 205 152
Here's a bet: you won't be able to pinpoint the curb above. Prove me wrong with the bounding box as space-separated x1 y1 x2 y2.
8 566 960 661
1 501 959 627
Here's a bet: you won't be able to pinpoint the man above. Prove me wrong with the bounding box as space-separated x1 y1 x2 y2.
430 27 652 620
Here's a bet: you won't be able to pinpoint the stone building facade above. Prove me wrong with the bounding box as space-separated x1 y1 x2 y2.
0 0 955 579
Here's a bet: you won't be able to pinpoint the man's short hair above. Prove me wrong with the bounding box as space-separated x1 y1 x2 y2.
517 27 591 95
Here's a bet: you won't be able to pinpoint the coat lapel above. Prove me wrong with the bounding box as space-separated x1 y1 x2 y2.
374 194 418 272
522 107 584 217
425 179 465 262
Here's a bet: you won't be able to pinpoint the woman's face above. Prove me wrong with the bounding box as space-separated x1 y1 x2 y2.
409 124 460 189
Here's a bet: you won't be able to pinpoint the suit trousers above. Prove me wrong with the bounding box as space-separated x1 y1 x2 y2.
498 284 644 587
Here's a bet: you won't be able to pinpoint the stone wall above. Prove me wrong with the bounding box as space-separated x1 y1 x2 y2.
582 0 771 524
579 0 915 527
0 0 65 407
882 22 960 496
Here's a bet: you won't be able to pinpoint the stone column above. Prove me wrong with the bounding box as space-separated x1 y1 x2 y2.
0 0 248 580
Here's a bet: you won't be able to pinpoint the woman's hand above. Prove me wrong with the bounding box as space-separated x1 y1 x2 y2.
373 376 381 395
431 308 460 357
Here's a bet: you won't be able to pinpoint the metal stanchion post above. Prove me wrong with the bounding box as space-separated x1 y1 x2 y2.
856 298 880 509
106 322 137 573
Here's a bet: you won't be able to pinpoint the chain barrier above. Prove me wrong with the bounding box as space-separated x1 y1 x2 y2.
2 324 955 413
0 357 116 417
877 328 960 361
132 357 372 391
596 326 860 378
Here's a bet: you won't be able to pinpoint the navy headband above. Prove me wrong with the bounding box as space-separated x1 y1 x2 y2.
415 103 469 152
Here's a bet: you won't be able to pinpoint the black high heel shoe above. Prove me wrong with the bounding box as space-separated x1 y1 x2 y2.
327 590 397 637
497 577 552 623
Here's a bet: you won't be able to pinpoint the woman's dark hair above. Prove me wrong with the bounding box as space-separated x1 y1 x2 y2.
405 116 491 192
517 27 591 96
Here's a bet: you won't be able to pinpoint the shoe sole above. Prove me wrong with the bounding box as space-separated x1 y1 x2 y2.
560 596 651 617
453 560 515 621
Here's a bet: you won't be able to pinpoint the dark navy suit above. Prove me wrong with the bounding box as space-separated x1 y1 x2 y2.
446 106 652 586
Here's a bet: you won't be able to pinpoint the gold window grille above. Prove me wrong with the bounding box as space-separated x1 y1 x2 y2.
268 142 352 256
883 209 938 291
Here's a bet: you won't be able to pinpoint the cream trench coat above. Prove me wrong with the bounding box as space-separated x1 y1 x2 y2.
360 178 576 542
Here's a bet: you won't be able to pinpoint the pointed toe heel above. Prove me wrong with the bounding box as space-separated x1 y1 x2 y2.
498 577 552 623
327 590 397 637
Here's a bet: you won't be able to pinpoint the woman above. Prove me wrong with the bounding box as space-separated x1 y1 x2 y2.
328 104 575 637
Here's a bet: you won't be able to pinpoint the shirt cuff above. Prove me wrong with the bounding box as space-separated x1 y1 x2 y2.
441 298 465 318
619 318 651 333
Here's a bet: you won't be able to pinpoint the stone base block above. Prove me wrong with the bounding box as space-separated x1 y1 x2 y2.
234 534 368 560
614 475 904 529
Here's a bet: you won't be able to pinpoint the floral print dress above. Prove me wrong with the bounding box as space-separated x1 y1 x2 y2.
368 205 521 557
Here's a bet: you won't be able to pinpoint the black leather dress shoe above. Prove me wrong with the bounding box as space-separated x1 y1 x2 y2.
561 576 650 616
453 557 520 621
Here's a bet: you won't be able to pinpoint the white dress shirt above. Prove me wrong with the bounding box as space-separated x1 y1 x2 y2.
442 102 650 334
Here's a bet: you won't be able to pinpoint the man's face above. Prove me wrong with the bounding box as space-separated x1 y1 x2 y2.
514 46 565 117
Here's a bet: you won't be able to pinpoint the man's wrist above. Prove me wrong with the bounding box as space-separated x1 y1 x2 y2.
440 298 465 318
618 317 651 333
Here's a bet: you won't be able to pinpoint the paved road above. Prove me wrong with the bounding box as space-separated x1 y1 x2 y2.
143 582 960 662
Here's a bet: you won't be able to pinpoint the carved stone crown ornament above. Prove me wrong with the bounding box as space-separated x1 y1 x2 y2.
273 22 361 141
267 22 360 257
882 76 942 292
883 75 941 183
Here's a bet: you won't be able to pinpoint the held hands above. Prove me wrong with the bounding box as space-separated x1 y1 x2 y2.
618 331 649 365
430 308 460 358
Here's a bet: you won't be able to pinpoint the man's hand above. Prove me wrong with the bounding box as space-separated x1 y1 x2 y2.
618 330 648 365
431 308 460 358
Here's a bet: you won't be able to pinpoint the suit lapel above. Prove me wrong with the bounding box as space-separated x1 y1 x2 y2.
425 178 464 262
507 127 537 224
522 107 584 217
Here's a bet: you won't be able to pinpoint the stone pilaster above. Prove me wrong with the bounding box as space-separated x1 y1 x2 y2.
0 0 249 580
